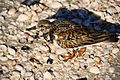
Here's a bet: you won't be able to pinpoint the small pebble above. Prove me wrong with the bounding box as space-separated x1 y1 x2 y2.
55 48 68 55
24 71 33 77
86 58 94 64
26 22 37 30
42 56 49 62
43 71 53 80
93 56 101 64
48 2 62 9
10 71 20 80
17 14 30 21
6 55 15 60
70 4 79 9
0 44 7 52
0 10 7 16
105 75 112 80
12 71 20 75
8 47 16 56
10 46 17 52
89 66 100 74
112 48 119 53
44 0 52 4
18 7 27 13
39 12 49 19
10 75 20 80
35 71 43 79
1 78 10 80
49 53 56 59
53 71 60 78
1 65 9 72
24 11 32 18
0 56 8 61
103 48 110 55
71 74 79 80
31 15 39 21
0 15 5 21
115 6 120 13
109 67 115 73
39 44 49 52
15 64 24 71
8 8 16 16
107 6 117 14
21 69 26 76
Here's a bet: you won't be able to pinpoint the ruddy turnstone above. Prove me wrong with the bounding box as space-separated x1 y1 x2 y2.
38 19 119 48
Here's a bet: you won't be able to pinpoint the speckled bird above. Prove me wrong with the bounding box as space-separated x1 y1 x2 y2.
38 19 119 48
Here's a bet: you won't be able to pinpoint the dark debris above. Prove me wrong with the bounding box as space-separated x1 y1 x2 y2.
47 58 53 64
22 0 40 6
21 45 31 50
76 77 87 80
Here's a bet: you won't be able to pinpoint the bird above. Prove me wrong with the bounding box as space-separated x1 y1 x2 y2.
38 19 79 42
38 19 119 48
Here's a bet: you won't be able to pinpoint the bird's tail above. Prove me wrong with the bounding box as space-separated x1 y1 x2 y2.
108 34 119 42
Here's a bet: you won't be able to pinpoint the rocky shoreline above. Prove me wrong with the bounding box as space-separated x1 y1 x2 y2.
0 0 120 80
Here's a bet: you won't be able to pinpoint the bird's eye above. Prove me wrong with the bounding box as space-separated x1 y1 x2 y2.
40 25 44 27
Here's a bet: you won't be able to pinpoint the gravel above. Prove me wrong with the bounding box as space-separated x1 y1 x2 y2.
0 0 120 80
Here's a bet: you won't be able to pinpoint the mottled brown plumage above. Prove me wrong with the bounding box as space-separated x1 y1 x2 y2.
38 19 118 48
51 19 79 32
55 29 109 48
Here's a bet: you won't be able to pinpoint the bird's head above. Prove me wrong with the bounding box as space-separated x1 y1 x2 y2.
38 20 52 33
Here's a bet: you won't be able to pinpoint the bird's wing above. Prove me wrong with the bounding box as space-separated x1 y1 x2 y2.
55 26 109 48
51 19 79 32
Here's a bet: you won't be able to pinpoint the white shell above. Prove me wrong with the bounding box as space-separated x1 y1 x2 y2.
0 56 8 61
109 67 115 73
24 71 33 77
0 45 7 52
55 48 68 55
48 2 62 9
89 66 100 74
43 71 53 80
8 47 16 56
17 14 30 21
15 64 24 71
112 48 119 54
8 8 16 15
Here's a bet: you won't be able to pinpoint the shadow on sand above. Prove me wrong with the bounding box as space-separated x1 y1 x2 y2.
47 7 120 34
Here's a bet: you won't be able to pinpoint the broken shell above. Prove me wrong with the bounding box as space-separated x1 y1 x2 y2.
8 8 16 16
109 67 115 73
94 56 102 64
89 66 100 74
15 64 24 71
0 44 7 52
8 47 16 56
21 45 31 50
55 48 68 55
17 14 30 22
107 54 114 61
78 47 86 56
64 52 76 61
0 55 8 61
